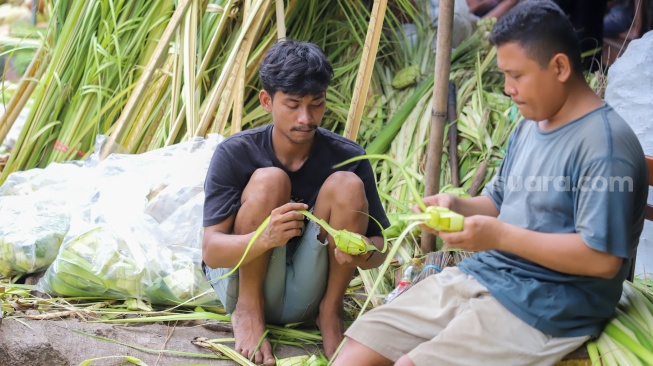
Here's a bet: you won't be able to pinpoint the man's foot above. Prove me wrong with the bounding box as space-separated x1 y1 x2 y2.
232 304 275 365
316 310 345 359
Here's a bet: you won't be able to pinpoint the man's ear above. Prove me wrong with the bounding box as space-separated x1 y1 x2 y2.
259 90 273 112
550 53 572 83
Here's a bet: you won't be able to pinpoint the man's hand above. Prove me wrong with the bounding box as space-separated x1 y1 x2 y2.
419 193 456 211
412 193 457 235
438 215 506 252
257 202 308 249
333 237 374 267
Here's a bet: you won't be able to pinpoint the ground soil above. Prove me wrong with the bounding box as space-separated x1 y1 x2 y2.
0 316 317 366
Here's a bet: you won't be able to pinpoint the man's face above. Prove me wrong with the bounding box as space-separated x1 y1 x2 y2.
497 42 567 122
260 90 327 144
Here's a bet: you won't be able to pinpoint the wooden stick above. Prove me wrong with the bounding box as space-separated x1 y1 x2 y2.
343 0 388 142
421 0 455 254
101 0 192 160
468 160 488 196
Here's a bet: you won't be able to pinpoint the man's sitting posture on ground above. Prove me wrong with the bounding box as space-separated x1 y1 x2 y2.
333 1 648 365
202 40 389 365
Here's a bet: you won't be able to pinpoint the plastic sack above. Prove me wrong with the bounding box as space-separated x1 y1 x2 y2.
38 224 147 298
35 134 222 306
0 195 70 277
605 30 653 156
0 162 90 197
144 245 219 306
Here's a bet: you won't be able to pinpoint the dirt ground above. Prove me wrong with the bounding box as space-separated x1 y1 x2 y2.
0 316 318 366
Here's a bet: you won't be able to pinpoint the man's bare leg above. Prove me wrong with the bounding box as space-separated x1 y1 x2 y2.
332 338 394 366
232 167 291 366
312 171 369 358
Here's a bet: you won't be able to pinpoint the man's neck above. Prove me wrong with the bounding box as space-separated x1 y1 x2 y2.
271 126 315 172
538 81 605 132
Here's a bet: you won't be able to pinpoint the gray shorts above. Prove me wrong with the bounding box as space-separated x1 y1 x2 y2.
204 219 328 324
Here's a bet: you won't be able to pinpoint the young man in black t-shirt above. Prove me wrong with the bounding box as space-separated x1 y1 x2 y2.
202 40 389 365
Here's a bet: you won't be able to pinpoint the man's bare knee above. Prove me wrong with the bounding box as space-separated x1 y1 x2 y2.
243 167 291 205
332 338 393 366
321 171 367 209
394 355 415 366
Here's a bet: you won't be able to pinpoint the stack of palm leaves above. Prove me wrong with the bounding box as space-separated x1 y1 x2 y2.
0 0 421 184
587 279 653 365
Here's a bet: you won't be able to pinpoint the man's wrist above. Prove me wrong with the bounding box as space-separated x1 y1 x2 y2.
365 250 375 262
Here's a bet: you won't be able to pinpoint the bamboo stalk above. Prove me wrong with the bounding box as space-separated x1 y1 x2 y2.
196 0 237 81
231 0 251 135
194 0 266 137
101 0 192 159
163 0 239 144
468 160 488 196
0 45 48 145
183 0 199 136
212 0 270 135
275 0 286 39
343 0 388 142
447 82 459 187
421 0 454 253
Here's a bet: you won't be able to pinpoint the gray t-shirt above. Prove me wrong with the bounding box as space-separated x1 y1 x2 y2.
458 104 648 338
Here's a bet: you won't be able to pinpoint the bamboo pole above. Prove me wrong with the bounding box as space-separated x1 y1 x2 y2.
101 0 192 160
183 0 199 136
231 0 251 135
213 0 270 135
421 0 454 253
275 0 286 39
194 0 266 137
447 82 459 187
343 0 387 142
0 45 47 147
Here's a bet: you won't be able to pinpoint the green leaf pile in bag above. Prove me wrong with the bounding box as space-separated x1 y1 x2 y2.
0 196 70 278
144 246 218 306
39 225 146 298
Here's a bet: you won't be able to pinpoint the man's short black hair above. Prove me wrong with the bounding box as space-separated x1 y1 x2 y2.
489 0 583 77
259 39 334 98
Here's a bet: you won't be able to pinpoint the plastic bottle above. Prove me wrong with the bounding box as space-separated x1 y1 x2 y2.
384 258 421 304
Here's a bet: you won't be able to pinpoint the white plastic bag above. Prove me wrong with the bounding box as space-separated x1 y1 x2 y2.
605 30 653 156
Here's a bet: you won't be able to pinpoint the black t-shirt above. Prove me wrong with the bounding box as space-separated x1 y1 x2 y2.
203 124 389 238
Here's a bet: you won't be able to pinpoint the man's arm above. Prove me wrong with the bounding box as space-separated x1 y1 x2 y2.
420 194 500 218
439 216 623 279
332 235 387 269
499 225 623 279
202 215 259 269
451 195 500 217
202 202 308 269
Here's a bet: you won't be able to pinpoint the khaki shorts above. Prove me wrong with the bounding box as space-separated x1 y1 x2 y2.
345 267 589 366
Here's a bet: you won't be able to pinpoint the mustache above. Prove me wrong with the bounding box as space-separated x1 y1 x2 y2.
290 125 317 132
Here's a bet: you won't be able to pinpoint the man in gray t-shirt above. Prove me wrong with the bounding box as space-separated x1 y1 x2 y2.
334 1 648 365
459 103 647 338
